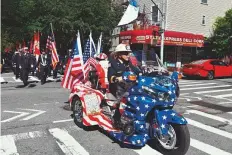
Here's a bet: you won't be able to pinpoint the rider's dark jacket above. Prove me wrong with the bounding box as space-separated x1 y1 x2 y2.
108 57 140 97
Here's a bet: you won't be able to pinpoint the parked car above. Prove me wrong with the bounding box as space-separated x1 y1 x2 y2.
182 59 232 80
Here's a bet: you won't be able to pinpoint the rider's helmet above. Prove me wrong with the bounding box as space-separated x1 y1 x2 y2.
96 53 108 61
114 43 132 53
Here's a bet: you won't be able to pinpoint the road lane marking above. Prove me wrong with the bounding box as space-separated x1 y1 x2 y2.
53 119 73 123
186 118 232 140
49 128 89 155
180 85 232 91
133 145 162 155
0 135 19 155
194 89 232 94
186 110 232 125
17 108 46 121
213 94 232 98
1 111 29 123
180 83 216 87
179 81 203 84
190 138 232 155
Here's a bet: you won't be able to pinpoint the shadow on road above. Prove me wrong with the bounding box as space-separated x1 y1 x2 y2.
189 100 232 113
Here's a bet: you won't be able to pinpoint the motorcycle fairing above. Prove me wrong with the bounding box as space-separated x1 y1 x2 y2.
154 109 187 135
109 131 149 147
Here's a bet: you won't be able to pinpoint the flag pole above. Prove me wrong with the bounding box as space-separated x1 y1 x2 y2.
50 23 56 42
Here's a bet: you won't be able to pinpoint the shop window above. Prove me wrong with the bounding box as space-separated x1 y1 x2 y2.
202 16 206 25
201 0 208 4
151 5 159 24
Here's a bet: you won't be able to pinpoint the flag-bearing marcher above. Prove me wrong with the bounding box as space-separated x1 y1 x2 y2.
46 24 59 79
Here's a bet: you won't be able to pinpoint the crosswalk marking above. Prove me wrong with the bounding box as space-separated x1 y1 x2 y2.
0 135 19 155
180 85 232 91
49 128 89 155
53 119 73 123
190 138 232 155
213 94 232 98
133 145 163 155
180 83 216 87
186 110 232 125
194 89 232 94
179 81 204 84
186 118 232 140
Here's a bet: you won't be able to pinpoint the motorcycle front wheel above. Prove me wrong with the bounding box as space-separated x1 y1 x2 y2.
150 124 190 155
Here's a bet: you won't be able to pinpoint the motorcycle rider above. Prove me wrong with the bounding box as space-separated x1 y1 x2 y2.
108 43 140 126
108 43 140 99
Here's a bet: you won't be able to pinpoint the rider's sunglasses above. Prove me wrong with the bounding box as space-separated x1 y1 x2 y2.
119 51 129 56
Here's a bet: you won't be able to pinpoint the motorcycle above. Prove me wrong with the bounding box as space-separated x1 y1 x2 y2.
69 70 190 155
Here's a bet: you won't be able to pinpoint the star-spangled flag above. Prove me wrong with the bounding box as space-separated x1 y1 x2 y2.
71 31 84 77
83 38 91 63
83 32 96 63
46 32 59 69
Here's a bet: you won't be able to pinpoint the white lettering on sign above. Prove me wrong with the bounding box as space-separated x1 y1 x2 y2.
136 36 145 40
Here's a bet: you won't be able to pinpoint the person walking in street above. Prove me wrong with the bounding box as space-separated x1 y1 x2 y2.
12 49 22 79
19 47 31 86
37 49 49 85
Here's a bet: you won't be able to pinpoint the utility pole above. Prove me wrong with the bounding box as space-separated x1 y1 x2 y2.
150 0 166 63
160 0 166 64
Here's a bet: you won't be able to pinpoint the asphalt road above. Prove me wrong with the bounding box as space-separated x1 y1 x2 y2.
1 73 232 155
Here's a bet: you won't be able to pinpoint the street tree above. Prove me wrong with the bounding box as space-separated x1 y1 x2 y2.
208 9 232 57
1 0 123 53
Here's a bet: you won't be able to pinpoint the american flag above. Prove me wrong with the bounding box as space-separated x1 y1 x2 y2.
61 57 74 89
71 32 84 77
83 32 96 63
46 33 59 69
83 38 91 63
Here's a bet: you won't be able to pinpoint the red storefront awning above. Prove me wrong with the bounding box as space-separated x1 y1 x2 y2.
120 27 204 47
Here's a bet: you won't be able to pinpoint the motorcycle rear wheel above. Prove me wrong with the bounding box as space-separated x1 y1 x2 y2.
150 124 190 155
72 97 84 128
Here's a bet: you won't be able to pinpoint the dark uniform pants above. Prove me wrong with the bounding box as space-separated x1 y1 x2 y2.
40 66 48 84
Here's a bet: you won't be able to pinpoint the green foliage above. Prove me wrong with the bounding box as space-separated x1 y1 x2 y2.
208 9 232 56
1 0 123 53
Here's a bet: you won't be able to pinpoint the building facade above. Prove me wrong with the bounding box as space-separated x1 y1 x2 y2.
139 0 232 37
111 0 231 68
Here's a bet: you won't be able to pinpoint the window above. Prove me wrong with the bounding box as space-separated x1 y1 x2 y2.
202 16 206 25
152 5 159 23
201 0 207 4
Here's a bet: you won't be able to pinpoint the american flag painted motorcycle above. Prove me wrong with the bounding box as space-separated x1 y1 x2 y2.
69 70 190 155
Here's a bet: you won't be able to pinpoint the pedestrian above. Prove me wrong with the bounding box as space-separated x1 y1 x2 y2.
37 49 49 85
19 47 30 86
12 50 21 79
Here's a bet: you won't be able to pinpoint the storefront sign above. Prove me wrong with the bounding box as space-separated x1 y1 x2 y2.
120 28 204 47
